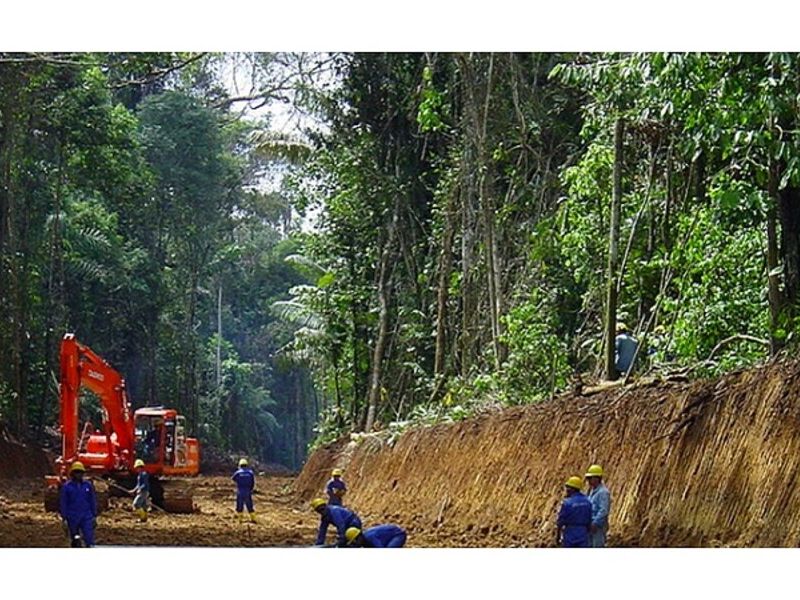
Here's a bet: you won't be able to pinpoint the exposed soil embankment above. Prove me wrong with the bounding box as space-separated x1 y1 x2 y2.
296 361 800 547
0 424 53 479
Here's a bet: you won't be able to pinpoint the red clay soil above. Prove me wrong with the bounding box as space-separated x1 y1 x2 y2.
0 475 318 547
295 360 800 548
0 426 316 547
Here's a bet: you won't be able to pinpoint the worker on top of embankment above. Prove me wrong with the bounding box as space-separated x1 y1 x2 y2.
345 524 407 548
311 497 362 547
615 323 639 378
232 458 257 523
59 461 97 548
326 468 347 506
556 476 592 548
585 464 611 548
129 459 150 523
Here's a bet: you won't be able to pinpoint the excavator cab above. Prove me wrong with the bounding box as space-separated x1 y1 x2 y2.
133 407 200 476
134 412 164 466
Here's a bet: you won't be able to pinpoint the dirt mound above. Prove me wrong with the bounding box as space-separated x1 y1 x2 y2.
0 424 53 479
296 360 800 547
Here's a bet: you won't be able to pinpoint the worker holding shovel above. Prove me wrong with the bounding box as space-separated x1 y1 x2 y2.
129 459 150 522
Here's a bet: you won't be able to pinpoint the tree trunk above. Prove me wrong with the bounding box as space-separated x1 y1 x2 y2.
767 160 785 355
364 199 400 433
604 119 624 381
216 282 222 388
663 140 673 252
779 185 800 311
432 181 458 384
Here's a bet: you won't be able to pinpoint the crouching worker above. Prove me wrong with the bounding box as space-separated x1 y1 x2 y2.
129 459 150 522
232 458 256 523
59 461 97 548
311 497 362 547
556 476 592 548
346 524 407 548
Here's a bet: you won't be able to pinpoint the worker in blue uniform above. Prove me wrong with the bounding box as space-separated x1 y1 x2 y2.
556 476 592 548
58 461 97 548
615 322 639 377
311 497 362 547
346 524 407 548
585 464 611 547
325 468 347 506
232 458 257 523
129 458 150 522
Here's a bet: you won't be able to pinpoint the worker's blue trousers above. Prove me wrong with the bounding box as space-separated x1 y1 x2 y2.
236 491 254 512
67 515 95 547
386 532 407 548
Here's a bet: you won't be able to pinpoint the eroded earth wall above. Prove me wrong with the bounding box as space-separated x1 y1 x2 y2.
296 361 800 547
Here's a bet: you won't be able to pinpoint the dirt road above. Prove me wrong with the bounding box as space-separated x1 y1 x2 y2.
0 475 319 547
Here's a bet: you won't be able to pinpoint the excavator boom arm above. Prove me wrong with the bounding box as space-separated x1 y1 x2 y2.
59 333 134 470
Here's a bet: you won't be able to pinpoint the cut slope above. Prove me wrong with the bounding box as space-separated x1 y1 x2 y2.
296 361 800 547
0 424 53 479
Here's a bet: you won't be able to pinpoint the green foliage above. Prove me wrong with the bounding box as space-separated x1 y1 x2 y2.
417 65 447 133
5 52 798 466
0 53 317 469
499 295 571 403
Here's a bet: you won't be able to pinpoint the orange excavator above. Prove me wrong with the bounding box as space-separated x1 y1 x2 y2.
44 333 200 513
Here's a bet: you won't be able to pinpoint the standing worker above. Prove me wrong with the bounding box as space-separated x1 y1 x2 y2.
345 524 407 548
585 464 611 547
58 461 97 548
326 468 347 506
129 459 150 522
311 498 362 547
232 458 257 523
556 476 592 548
615 322 639 378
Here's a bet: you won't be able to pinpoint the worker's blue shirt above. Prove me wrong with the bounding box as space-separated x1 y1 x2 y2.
316 505 362 546
362 524 406 548
136 471 150 493
588 483 611 529
232 468 255 494
326 478 346 505
59 479 97 521
615 333 639 374
557 492 592 547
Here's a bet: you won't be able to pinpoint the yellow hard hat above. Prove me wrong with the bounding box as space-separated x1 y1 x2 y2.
565 476 583 490
331 468 343 477
616 322 628 333
585 464 604 478
69 461 86 473
134 459 145 469
310 498 327 510
239 458 248 467
345 527 361 543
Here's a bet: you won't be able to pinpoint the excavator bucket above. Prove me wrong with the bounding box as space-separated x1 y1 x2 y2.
155 479 196 514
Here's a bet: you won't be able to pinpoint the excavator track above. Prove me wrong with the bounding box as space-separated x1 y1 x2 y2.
43 479 110 513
